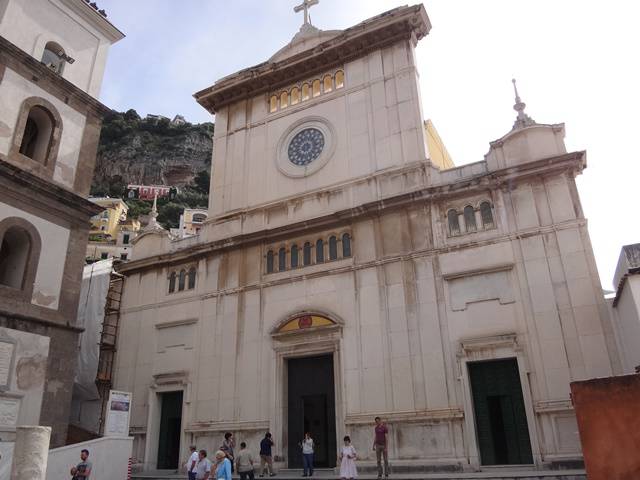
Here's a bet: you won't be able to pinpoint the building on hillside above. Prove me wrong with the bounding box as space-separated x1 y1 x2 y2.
86 217 140 262
89 197 129 238
174 208 208 238
145 113 170 123
126 184 177 201
608 243 640 373
112 3 619 474
0 0 124 446
172 115 187 125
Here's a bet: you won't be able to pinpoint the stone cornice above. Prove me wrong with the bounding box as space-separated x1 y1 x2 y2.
0 36 111 117
116 151 585 275
194 4 431 113
0 308 84 333
0 157 103 220
60 0 125 43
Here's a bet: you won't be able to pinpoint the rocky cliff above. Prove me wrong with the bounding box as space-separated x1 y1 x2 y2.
91 109 213 196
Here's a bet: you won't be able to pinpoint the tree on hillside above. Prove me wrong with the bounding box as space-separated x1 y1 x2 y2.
193 170 210 195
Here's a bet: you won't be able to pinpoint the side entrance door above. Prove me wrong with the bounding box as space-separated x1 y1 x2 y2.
468 358 533 465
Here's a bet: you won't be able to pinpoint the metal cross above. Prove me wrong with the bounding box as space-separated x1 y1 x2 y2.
294 0 319 25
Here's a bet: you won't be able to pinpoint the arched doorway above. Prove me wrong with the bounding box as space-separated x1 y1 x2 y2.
273 313 341 469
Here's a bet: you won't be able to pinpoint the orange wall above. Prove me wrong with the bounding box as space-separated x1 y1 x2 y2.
571 374 640 480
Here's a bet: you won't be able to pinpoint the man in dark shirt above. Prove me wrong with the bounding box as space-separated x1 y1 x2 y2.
372 417 389 478
259 432 276 477
70 449 92 480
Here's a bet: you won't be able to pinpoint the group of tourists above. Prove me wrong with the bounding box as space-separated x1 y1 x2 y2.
185 432 277 480
185 417 390 480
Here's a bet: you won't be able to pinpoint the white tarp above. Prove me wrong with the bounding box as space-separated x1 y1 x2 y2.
74 259 113 402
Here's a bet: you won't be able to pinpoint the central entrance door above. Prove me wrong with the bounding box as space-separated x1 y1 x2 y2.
287 355 336 468
157 391 183 469
468 358 533 465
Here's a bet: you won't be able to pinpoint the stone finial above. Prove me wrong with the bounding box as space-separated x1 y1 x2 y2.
144 192 164 232
511 78 536 130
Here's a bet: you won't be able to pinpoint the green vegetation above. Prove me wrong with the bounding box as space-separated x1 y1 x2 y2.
98 109 213 153
91 109 214 230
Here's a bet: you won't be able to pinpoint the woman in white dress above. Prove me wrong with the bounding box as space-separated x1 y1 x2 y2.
339 435 357 480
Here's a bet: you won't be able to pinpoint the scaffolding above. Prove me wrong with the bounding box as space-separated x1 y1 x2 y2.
96 269 124 435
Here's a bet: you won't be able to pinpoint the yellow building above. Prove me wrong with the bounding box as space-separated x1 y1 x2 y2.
89 197 129 239
87 204 141 262
424 119 455 169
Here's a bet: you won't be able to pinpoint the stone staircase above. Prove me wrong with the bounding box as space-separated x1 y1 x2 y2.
131 469 587 480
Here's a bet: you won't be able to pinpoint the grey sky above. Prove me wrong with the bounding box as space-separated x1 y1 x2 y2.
97 0 640 289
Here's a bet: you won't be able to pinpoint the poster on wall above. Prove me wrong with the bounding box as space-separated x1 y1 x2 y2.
104 390 131 437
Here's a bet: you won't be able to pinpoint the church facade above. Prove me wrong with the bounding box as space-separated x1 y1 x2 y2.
115 4 620 472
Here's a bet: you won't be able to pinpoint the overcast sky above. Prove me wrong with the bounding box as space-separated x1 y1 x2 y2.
97 0 640 290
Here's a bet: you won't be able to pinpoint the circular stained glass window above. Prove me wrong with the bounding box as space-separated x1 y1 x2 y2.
287 128 325 166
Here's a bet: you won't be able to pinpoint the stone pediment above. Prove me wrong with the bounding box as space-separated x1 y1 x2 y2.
269 24 342 63
195 4 431 113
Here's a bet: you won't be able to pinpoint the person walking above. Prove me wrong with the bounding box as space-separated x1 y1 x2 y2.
221 432 236 473
214 450 233 480
259 432 276 477
372 416 389 478
70 449 92 480
300 432 314 477
195 450 212 480
339 436 357 480
236 442 255 480
186 445 199 480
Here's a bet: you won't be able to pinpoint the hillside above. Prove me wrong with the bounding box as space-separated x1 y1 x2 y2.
91 109 213 197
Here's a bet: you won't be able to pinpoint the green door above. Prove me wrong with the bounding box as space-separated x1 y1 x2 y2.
157 391 183 469
468 359 533 465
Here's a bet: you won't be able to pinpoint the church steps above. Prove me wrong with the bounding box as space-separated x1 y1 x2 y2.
131 470 586 480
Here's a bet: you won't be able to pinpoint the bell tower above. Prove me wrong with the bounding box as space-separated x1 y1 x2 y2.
195 4 431 239
0 0 123 446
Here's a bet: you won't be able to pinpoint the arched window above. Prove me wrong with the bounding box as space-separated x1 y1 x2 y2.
269 95 278 113
188 267 196 289
464 205 477 232
290 87 300 105
192 213 207 223
168 271 176 293
19 106 55 164
447 209 460 235
178 269 186 291
342 233 352 258
280 91 289 109
316 239 324 263
323 74 333 93
480 201 494 228
301 83 310 101
0 227 31 289
312 79 321 97
303 242 312 266
335 70 345 89
291 244 299 268
329 236 338 260
278 247 286 271
266 250 274 273
41 42 66 74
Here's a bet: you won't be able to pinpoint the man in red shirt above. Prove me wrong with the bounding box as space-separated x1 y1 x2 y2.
372 416 389 478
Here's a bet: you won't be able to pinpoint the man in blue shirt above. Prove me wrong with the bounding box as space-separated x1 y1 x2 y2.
259 432 276 477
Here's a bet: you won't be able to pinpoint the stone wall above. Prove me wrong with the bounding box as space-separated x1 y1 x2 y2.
0 316 80 448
